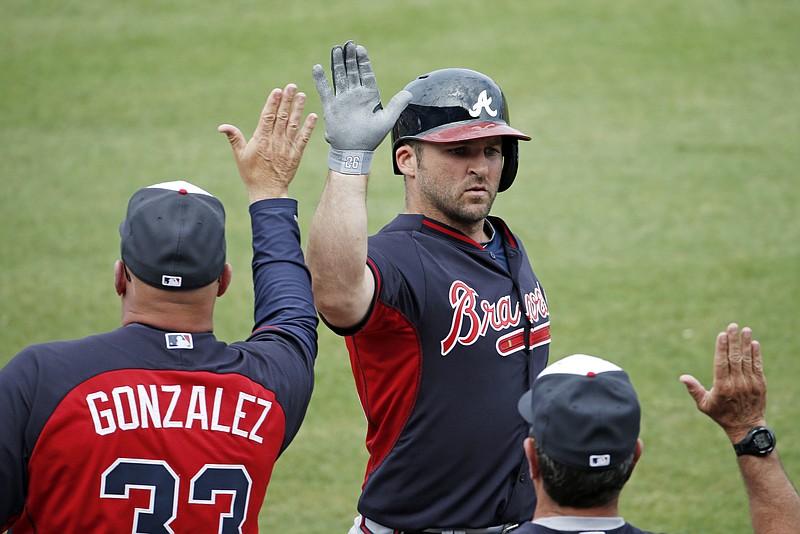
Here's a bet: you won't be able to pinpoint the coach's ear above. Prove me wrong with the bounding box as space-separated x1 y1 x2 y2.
524 437 540 481
633 438 644 467
217 263 232 297
114 260 128 296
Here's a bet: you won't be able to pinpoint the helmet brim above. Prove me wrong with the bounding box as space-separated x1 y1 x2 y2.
414 120 531 143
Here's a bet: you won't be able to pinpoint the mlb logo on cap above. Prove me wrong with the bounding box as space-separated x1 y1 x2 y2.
162 275 183 288
166 333 193 349
590 454 612 468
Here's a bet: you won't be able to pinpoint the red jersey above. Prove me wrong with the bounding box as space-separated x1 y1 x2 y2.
0 198 318 533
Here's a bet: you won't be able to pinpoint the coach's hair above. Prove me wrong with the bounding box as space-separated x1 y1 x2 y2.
534 440 636 508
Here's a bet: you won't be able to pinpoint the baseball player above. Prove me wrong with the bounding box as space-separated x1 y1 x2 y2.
308 41 550 533
0 84 317 532
514 323 800 533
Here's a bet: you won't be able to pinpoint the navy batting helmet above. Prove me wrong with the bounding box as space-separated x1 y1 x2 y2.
391 68 531 192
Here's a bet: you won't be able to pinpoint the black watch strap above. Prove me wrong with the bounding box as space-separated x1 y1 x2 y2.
733 426 776 457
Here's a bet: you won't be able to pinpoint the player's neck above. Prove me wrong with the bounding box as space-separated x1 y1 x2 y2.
464 219 492 244
532 492 620 520
409 209 490 243
121 305 215 333
120 293 216 333
404 191 491 243
119 274 219 333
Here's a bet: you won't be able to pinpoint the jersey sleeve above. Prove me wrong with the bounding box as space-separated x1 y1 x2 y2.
242 198 319 450
364 235 426 328
247 198 318 355
0 349 36 528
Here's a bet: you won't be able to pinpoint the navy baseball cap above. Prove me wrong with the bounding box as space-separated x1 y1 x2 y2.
120 181 226 290
517 354 641 470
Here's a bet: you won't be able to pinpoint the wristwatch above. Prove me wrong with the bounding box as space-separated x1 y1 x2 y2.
733 426 776 457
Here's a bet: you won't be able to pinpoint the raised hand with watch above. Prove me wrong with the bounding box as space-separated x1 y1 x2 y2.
680 323 799 534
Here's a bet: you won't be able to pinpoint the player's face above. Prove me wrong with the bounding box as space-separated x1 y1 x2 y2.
411 137 504 228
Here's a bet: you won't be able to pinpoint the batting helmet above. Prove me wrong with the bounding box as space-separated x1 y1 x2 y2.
391 68 531 192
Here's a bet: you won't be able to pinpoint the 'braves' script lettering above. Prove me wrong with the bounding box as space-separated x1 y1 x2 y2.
524 284 549 322
440 280 548 356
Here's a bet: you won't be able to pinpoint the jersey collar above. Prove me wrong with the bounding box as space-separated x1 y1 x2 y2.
383 214 518 250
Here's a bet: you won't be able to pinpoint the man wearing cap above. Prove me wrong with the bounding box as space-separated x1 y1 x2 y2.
307 41 550 533
0 84 318 532
515 323 800 534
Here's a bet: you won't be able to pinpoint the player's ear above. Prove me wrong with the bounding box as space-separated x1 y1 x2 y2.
114 260 128 296
217 263 233 297
395 144 417 177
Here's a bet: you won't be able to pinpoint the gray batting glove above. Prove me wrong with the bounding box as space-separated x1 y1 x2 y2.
312 40 412 174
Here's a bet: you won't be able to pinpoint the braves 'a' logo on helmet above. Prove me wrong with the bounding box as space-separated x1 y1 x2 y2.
468 90 498 118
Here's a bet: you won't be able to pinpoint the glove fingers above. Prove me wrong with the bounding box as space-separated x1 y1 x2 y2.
344 40 361 89
317 41 405 153
312 64 333 103
356 45 377 92
331 45 347 95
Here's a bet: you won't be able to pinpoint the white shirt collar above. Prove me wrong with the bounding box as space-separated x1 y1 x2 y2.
532 516 626 531
481 219 496 247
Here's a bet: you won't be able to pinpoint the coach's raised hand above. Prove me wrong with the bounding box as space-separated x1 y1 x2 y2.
680 323 767 442
312 40 411 175
680 324 800 534
219 83 317 203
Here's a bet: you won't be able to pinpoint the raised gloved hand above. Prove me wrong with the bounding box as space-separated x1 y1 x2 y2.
312 40 412 175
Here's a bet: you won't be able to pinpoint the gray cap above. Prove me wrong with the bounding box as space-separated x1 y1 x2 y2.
518 354 641 470
120 181 226 290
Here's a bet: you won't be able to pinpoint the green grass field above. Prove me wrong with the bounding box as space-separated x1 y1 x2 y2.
2 1 798 532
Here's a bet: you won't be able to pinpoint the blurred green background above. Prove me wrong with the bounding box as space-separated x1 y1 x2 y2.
2 1 798 532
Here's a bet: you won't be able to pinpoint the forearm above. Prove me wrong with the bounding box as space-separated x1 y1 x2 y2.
249 198 317 352
738 451 800 534
723 416 799 533
306 170 373 327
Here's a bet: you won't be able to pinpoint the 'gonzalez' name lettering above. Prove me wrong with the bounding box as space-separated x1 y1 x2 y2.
86 385 272 443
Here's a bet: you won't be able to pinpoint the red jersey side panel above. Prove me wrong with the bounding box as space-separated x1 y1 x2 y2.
346 302 422 481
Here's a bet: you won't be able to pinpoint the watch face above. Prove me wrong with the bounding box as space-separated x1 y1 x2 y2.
753 431 773 449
